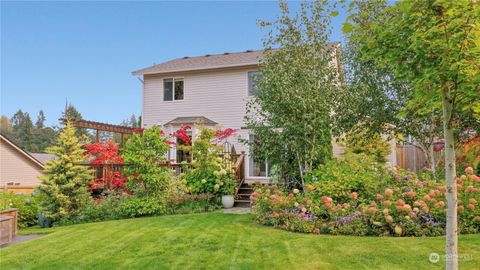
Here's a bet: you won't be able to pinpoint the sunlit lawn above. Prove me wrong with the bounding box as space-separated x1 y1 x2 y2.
1 212 479 269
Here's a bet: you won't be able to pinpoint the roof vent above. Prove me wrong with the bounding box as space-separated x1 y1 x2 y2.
224 52 230 55
205 54 211 57
245 50 253 53
183 56 189 59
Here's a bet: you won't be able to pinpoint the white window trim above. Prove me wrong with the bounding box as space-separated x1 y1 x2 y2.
246 70 260 97
163 77 184 102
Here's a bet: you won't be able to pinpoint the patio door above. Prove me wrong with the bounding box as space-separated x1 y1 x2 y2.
248 134 269 178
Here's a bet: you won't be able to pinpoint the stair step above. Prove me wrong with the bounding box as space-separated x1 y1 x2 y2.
237 193 252 196
234 201 251 207
234 199 251 202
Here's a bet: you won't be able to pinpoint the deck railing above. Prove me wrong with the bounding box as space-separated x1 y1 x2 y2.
80 151 245 182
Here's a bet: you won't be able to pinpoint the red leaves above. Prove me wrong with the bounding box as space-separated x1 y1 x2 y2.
172 125 191 146
215 128 236 140
84 141 127 193
84 141 124 165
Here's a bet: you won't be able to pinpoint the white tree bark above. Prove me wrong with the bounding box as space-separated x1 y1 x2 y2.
442 90 458 270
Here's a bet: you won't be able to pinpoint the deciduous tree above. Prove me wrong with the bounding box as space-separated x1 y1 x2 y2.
345 1 479 268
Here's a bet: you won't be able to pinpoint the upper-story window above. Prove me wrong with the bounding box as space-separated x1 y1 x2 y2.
164 78 184 101
248 71 262 96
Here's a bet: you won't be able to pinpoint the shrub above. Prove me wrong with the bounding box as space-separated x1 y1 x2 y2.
304 153 389 203
252 166 480 237
183 127 237 196
84 141 128 195
0 192 39 228
168 193 219 214
122 126 174 194
38 121 92 225
344 130 392 164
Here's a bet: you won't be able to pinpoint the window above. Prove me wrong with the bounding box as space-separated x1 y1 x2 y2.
248 134 269 177
248 71 262 96
164 78 184 101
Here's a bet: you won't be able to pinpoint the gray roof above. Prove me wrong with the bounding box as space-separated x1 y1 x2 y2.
29 153 56 165
164 116 218 126
132 49 264 76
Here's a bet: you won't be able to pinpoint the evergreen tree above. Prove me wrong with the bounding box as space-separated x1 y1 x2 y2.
35 110 46 129
61 103 90 139
38 121 92 225
62 103 83 121
11 109 25 128
11 111 34 151
129 113 138 128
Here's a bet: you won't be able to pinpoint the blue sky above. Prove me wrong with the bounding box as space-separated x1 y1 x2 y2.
1 1 348 126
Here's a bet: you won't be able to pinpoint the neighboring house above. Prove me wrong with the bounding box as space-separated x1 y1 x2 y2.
0 134 47 193
132 48 396 182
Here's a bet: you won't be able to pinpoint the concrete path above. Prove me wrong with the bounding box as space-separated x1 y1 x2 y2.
0 234 44 248
223 207 251 214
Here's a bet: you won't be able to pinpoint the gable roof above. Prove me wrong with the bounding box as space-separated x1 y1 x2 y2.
132 50 264 76
132 43 341 76
164 116 218 126
30 153 56 165
0 134 45 169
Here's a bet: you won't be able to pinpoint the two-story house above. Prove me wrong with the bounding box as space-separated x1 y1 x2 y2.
131 48 395 183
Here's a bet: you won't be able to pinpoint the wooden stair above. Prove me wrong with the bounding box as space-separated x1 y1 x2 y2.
232 151 252 207
235 183 254 207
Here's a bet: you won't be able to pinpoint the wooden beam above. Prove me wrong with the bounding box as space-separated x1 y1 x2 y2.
60 118 137 134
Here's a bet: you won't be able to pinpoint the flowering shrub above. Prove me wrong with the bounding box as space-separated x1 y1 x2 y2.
84 141 128 194
183 127 236 196
252 167 480 236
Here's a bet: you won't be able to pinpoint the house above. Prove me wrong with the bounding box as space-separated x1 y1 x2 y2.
132 48 396 183
0 134 47 193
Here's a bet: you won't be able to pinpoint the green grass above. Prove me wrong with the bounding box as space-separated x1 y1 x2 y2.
1 212 479 269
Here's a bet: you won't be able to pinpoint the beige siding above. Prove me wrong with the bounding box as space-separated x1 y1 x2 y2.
0 139 44 187
140 61 377 180
143 68 252 148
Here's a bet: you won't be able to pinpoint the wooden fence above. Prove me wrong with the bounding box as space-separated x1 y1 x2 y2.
396 144 429 172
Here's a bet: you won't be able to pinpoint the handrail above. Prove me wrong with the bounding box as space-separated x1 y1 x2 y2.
233 152 246 197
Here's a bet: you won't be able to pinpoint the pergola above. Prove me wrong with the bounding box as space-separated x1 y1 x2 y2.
60 119 138 146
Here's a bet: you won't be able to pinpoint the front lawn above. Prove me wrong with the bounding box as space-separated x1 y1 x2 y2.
1 212 479 269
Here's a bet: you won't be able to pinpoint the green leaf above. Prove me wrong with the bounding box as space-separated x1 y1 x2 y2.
330 11 339 17
342 22 354 34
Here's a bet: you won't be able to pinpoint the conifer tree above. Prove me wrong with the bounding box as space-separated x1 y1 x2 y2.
38 121 92 224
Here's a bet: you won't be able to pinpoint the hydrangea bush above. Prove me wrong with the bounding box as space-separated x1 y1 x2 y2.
251 166 480 236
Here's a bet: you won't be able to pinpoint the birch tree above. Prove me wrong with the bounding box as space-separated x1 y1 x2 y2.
345 1 480 268
245 0 342 186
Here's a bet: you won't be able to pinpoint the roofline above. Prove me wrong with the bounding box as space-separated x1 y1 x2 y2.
131 43 341 76
0 134 45 169
132 61 259 76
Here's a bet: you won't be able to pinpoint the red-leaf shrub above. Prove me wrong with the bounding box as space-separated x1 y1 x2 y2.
172 125 191 146
84 141 128 194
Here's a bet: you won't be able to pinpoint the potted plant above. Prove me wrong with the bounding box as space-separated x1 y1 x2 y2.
217 170 236 208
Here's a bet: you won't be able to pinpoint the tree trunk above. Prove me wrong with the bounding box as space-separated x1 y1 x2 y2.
430 144 437 179
442 90 458 270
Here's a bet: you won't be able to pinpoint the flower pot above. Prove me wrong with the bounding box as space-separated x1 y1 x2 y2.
222 195 235 208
